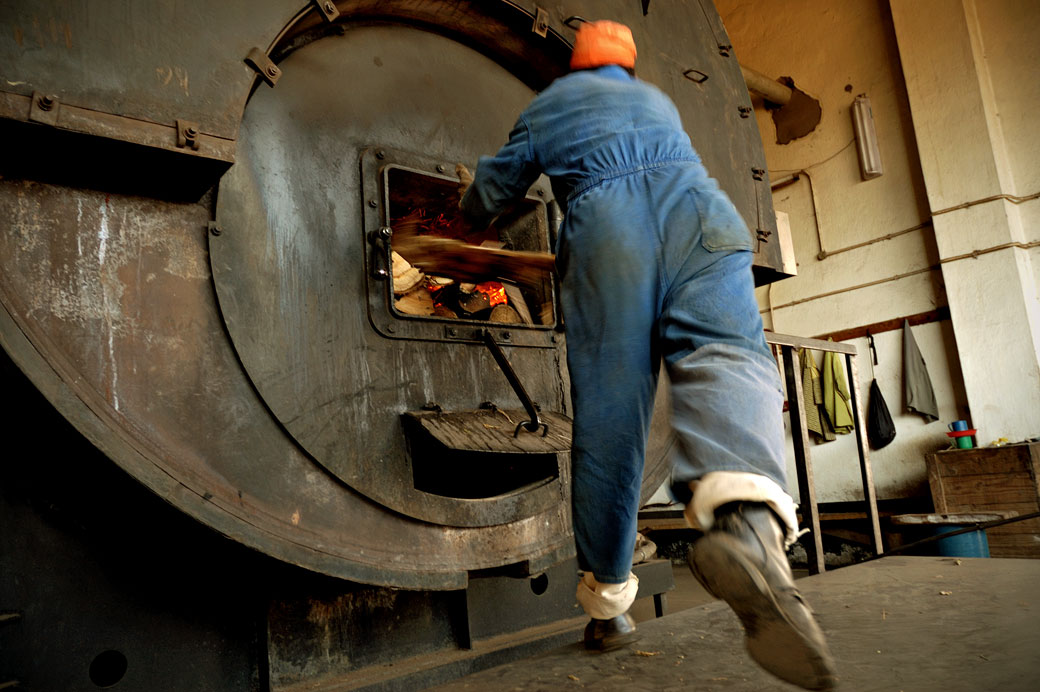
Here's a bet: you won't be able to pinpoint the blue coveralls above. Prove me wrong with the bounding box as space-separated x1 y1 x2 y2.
462 65 786 585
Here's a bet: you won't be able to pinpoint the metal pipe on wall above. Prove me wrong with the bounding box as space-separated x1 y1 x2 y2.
740 64 792 106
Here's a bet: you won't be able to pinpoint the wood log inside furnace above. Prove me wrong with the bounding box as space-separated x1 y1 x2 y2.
392 251 424 295
489 304 522 323
502 284 532 324
392 228 554 292
394 287 435 316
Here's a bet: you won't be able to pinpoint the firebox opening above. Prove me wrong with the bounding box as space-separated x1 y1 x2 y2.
385 166 555 327
411 444 560 500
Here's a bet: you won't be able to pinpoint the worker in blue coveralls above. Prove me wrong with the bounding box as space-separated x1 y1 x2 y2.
458 20 836 691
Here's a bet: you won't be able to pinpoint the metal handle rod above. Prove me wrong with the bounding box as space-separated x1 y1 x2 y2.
481 329 546 435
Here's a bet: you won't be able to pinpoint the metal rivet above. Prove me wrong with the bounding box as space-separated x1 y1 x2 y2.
448 327 458 336
324 1 335 13
376 150 385 159
368 200 378 208
436 164 446 173
38 95 55 111
387 325 395 333
536 189 544 196
210 226 222 236
266 65 279 77
502 332 511 340
186 126 198 136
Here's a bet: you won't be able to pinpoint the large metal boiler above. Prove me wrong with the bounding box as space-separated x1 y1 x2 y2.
0 2 782 690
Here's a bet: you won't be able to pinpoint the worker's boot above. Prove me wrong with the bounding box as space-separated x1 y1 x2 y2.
688 502 838 691
583 612 639 652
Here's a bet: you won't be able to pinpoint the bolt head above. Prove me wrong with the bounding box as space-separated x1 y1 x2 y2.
376 150 386 159
186 126 198 136
448 328 458 336
324 1 335 12
436 164 446 173
368 200 378 208
266 65 279 77
37 95 54 110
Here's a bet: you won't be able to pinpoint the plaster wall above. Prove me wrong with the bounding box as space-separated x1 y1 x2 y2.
963 0 1040 370
889 0 1040 447
713 0 967 503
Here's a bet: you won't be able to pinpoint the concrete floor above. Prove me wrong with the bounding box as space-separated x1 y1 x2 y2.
431 556 1040 691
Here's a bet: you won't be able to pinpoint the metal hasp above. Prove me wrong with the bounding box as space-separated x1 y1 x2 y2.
482 329 549 437
368 225 392 278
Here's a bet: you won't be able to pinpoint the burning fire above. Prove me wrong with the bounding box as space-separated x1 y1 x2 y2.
475 281 507 307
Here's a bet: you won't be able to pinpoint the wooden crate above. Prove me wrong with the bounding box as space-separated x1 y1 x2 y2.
926 442 1040 558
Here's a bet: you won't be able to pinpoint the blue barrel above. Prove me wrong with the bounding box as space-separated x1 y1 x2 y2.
933 524 990 558
891 513 1007 558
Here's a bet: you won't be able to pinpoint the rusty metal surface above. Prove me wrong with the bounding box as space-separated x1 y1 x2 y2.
0 0 776 589
405 409 573 454
0 178 578 589
0 1 295 141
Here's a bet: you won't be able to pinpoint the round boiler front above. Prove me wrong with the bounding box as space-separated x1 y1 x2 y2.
213 23 573 529
0 1 766 590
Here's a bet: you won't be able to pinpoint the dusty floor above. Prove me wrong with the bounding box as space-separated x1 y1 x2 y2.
430 556 1040 691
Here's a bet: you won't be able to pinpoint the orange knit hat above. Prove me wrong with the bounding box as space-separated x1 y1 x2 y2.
570 20 637 71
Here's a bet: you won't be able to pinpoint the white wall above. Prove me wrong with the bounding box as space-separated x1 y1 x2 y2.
713 0 1005 503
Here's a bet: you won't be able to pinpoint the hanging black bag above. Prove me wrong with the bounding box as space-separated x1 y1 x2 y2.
866 331 896 449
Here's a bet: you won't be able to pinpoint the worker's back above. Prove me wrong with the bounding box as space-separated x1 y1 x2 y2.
522 65 705 205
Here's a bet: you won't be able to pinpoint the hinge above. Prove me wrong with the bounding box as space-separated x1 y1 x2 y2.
176 119 200 150
532 6 549 37
313 0 340 22
28 91 59 126
245 47 281 87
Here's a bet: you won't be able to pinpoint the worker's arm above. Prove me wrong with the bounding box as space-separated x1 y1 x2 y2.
459 115 541 228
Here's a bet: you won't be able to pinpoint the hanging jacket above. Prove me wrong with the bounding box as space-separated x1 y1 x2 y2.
903 320 939 421
799 347 834 442
822 349 854 435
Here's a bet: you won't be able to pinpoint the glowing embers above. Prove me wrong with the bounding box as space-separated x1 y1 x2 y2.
386 166 554 326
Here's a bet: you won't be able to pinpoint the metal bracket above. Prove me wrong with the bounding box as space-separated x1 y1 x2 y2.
481 330 548 437
28 91 59 126
176 119 200 150
313 0 340 22
245 47 282 87
368 226 392 279
756 228 772 250
682 69 709 84
532 7 549 37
